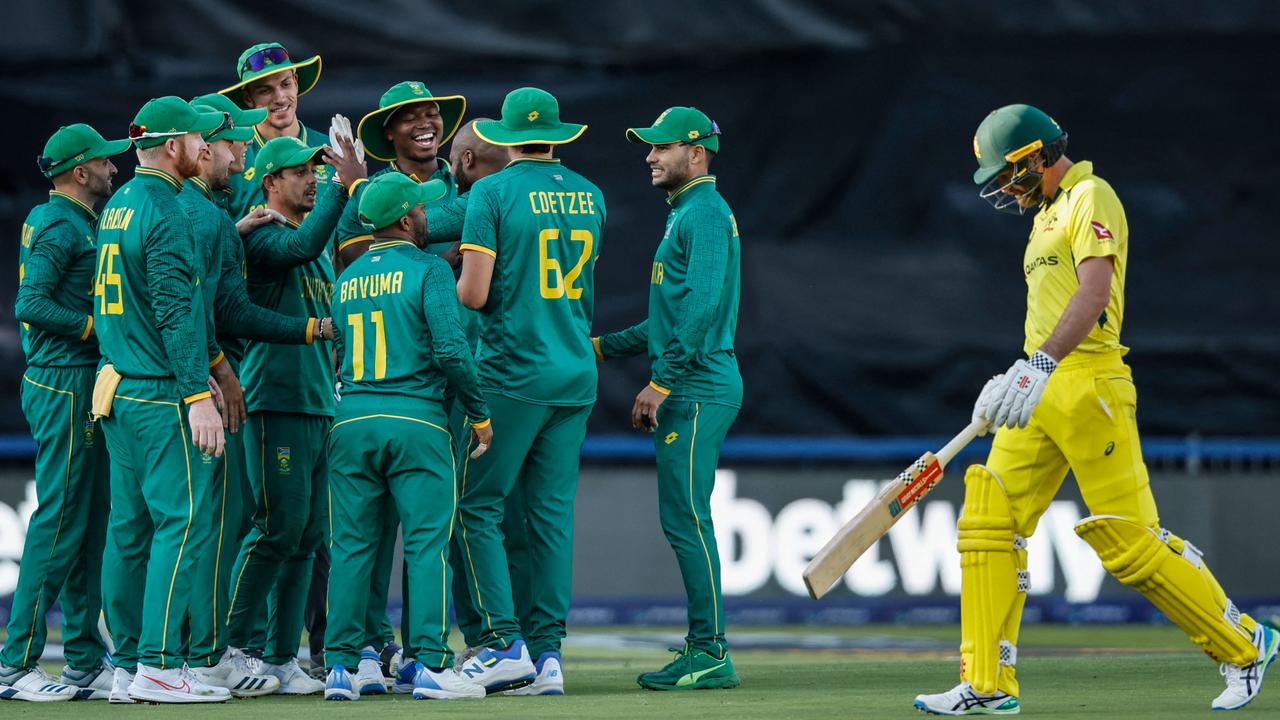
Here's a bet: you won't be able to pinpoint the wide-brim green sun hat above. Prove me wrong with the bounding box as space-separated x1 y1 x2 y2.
359 173 449 231
39 123 131 178
253 136 326 182
473 87 586 147
357 81 467 162
218 42 322 109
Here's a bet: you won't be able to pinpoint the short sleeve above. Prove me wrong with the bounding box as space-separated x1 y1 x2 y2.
1068 180 1125 266
459 181 499 258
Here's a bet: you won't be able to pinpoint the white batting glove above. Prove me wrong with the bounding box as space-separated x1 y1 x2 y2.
328 114 366 164
971 374 1003 436
988 351 1058 429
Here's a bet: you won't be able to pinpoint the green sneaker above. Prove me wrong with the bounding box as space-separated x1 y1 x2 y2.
636 645 740 691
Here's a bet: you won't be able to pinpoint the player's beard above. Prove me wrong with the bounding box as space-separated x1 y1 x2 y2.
653 153 692 191
85 166 113 201
174 141 203 180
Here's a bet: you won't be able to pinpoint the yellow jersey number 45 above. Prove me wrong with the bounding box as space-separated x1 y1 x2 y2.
95 243 124 315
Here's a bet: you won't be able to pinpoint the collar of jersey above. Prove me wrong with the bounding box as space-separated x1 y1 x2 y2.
369 239 417 251
187 177 214 200
1042 160 1093 209
506 157 561 168
253 122 309 150
390 158 451 184
667 174 716 206
136 166 183 192
48 190 98 222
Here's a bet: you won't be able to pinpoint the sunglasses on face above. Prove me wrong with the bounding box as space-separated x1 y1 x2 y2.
242 46 289 73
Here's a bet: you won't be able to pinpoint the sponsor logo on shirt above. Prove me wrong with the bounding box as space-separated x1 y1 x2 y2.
1090 221 1113 240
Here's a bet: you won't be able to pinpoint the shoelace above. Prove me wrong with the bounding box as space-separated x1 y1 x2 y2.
27 667 62 685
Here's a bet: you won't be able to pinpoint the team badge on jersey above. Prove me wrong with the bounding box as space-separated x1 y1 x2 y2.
1090 221 1113 240
277 446 292 473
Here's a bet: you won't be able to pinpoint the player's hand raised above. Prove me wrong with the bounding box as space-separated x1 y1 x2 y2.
470 421 493 459
324 132 368 191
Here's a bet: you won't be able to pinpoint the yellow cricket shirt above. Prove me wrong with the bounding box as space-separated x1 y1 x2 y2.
1023 160 1129 358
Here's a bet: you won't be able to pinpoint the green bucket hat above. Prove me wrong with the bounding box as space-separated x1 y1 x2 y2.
626 106 721 154
218 42 322 109
357 81 467 162
473 87 586 147
192 92 268 142
358 173 448 231
38 123 131 178
972 104 1064 185
253 136 326 183
130 96 227 150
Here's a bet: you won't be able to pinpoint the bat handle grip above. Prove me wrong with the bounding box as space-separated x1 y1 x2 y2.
935 418 989 468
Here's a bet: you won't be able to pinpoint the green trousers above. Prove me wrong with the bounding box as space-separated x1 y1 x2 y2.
654 400 738 657
0 367 108 672
101 376 218 671
366 497 399 649
225 411 329 664
186 427 251 666
456 395 590 658
326 396 455 670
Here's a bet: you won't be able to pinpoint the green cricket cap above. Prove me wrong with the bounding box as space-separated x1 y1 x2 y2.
972 104 1065 185
189 100 252 143
38 123 131 178
253 136 326 183
358 172 448 231
192 92 267 142
473 87 586 147
626 106 720 154
219 42 322 109
130 96 226 150
357 81 467 162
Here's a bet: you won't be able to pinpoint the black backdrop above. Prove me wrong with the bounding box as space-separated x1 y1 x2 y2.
1 1 1278 437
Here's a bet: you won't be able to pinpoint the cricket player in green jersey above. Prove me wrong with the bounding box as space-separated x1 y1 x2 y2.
323 172 492 701
222 133 365 695
595 106 743 692
0 124 130 703
218 42 331 219
178 96 328 697
454 87 602 695
93 96 230 704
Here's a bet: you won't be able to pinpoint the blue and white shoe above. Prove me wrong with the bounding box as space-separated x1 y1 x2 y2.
355 647 387 695
0 665 76 702
392 658 418 695
324 665 359 701
914 681 1020 715
1213 624 1280 710
60 659 114 700
499 651 565 696
412 664 485 700
456 640 536 694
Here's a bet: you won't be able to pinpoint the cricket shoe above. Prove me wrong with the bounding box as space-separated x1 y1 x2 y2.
355 647 388 695
1213 623 1280 710
411 662 485 700
456 639 536 694
913 681 1020 715
189 647 280 697
324 665 359 701
380 641 403 680
109 667 135 704
0 664 76 701
60 659 114 700
499 651 565 695
637 645 740 691
260 657 325 695
127 664 229 703
392 657 418 694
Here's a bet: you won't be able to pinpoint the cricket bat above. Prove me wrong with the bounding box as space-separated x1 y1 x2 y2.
802 419 989 599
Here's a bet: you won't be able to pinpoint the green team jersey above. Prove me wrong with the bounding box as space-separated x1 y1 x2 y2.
333 160 458 254
179 178 311 370
599 175 742 407
240 181 347 417
16 192 99 368
225 122 331 220
460 157 604 407
94 167 210 402
331 239 488 421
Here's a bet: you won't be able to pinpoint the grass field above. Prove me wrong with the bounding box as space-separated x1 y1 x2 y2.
3 624 1273 718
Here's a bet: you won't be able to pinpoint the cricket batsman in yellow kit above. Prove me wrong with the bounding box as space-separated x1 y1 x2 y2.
914 104 1279 715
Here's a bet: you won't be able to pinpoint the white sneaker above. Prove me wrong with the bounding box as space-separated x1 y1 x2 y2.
127 664 228 704
500 651 565 696
355 647 388 695
261 658 325 695
914 681 1020 715
189 648 280 697
456 639 536 694
324 664 359 701
0 666 76 702
412 663 485 700
1213 624 1280 710
60 661 114 700
109 667 135 704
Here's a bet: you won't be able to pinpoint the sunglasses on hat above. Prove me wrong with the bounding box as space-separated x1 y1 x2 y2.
242 46 290 74
685 120 721 144
36 147 90 174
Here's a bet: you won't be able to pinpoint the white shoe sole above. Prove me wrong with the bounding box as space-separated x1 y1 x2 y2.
127 688 228 704
0 688 74 702
324 688 359 701
109 694 135 704
413 687 485 700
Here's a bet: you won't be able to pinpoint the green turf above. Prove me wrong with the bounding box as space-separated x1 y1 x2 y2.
2 625 1271 718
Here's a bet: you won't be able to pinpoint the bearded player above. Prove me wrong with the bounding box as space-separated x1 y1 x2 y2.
913 104 1278 715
